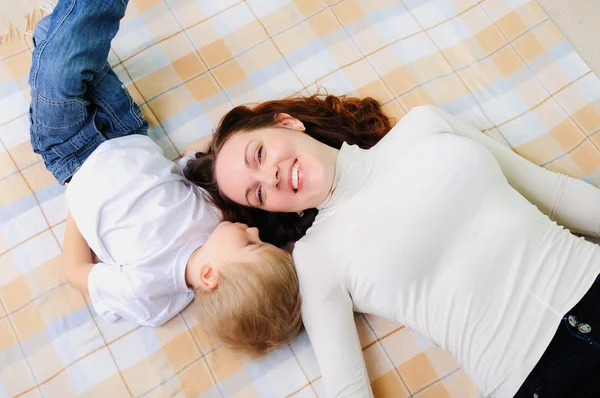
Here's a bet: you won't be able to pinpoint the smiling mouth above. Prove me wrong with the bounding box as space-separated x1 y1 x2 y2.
292 160 299 192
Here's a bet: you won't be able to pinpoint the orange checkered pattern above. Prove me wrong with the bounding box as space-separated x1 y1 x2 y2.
1 0 599 397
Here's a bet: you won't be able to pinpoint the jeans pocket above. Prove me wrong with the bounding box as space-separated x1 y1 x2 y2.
35 97 86 130
50 111 106 159
534 353 576 389
90 68 145 136
32 96 87 157
517 352 576 398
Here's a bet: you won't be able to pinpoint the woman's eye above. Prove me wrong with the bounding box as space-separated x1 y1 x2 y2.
257 146 263 163
257 186 263 205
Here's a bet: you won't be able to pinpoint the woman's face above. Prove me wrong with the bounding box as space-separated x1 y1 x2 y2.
214 114 338 213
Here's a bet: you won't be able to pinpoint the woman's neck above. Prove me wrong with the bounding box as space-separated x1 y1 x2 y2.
322 145 340 201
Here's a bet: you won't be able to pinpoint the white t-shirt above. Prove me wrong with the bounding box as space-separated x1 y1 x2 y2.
293 106 600 397
67 135 221 326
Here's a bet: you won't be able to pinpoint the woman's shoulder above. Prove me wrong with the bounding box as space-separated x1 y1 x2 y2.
293 217 346 266
374 105 454 148
292 236 340 282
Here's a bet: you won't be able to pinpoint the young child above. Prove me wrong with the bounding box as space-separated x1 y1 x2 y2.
29 0 302 355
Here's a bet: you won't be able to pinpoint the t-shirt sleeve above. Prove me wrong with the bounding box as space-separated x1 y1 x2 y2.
88 263 193 326
293 244 373 397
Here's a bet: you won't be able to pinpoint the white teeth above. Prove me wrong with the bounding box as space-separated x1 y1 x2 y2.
292 161 299 191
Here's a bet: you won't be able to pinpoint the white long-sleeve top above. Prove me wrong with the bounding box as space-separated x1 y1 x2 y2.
292 106 600 398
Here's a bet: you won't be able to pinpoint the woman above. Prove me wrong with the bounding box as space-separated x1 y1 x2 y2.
185 95 600 397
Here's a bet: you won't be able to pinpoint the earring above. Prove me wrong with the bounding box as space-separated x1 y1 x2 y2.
298 211 304 217
300 126 306 132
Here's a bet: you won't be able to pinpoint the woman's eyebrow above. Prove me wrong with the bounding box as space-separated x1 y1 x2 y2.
244 140 254 206
244 140 254 167
245 187 252 207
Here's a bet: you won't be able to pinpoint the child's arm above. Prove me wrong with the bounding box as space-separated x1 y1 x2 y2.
63 212 95 293
184 134 212 156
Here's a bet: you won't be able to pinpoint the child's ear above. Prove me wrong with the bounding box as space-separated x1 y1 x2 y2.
199 263 220 291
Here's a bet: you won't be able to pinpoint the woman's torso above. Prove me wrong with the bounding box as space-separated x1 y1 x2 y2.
295 108 600 396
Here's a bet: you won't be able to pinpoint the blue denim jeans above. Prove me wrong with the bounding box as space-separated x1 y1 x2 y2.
29 0 147 184
514 275 600 397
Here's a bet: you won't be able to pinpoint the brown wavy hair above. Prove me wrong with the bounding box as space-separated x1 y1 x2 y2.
185 94 393 246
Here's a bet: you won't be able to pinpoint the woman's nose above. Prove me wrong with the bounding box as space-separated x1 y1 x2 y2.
258 166 279 188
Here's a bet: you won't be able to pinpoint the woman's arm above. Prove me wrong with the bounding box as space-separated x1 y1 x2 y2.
63 212 95 292
427 106 600 237
294 248 373 397
302 288 373 397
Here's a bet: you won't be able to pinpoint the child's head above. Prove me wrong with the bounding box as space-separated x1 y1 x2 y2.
187 221 302 356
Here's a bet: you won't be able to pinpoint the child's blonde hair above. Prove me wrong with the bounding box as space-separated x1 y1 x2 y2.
194 246 302 356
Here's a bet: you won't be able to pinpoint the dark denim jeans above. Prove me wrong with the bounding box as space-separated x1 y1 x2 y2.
29 0 147 184
514 275 600 397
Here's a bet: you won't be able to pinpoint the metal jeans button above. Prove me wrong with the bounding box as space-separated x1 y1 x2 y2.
578 323 592 334
568 315 578 327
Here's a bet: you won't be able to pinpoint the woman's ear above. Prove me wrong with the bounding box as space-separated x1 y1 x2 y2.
198 263 220 291
275 113 305 132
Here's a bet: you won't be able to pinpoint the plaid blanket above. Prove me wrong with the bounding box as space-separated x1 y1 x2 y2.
1 0 599 397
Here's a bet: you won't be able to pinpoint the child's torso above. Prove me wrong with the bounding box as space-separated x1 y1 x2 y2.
66 135 220 266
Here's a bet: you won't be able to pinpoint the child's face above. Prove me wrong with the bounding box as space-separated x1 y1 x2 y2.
202 221 270 265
